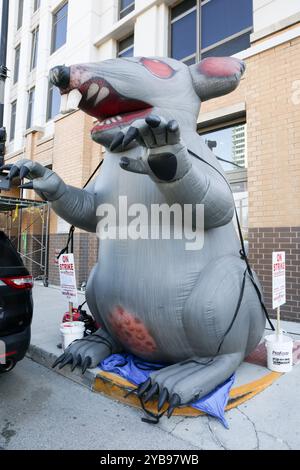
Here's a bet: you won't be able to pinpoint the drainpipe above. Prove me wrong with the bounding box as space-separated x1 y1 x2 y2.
0 0 9 166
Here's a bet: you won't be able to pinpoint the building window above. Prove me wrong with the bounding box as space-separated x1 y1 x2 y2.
51 2 68 54
17 0 24 29
47 81 61 121
10 101 17 141
26 88 35 129
200 122 248 237
119 0 135 19
170 0 253 64
30 27 39 71
33 0 41 12
117 34 134 57
13 45 21 84
171 0 197 65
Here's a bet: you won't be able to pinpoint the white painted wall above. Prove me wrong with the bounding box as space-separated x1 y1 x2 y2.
4 0 300 154
253 0 300 33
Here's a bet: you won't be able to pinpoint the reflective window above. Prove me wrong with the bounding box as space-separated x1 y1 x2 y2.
201 123 247 171
17 0 24 29
47 82 61 121
26 88 35 129
200 123 248 237
30 27 39 71
171 0 197 64
119 0 135 19
170 0 253 63
10 101 17 141
13 45 21 84
51 3 68 53
117 34 134 57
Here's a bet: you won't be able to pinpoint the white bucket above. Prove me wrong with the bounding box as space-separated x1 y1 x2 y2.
265 334 293 373
60 321 85 351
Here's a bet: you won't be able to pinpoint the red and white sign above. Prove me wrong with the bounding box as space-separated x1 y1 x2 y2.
272 251 286 309
58 253 78 304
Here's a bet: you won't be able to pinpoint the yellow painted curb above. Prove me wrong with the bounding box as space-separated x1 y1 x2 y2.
93 369 282 417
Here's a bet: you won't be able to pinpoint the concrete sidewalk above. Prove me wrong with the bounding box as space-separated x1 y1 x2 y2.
26 283 300 450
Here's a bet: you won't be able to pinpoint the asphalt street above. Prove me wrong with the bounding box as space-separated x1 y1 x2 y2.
0 357 198 451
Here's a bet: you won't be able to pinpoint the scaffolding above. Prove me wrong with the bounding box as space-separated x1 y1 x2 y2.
0 196 50 285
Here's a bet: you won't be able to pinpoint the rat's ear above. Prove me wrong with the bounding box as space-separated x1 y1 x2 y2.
189 57 245 102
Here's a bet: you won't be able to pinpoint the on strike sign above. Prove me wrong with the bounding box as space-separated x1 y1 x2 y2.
58 253 78 304
272 251 286 309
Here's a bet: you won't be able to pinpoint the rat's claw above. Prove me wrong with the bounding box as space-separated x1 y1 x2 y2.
167 393 181 418
144 383 159 403
110 131 125 151
58 353 73 369
71 355 81 372
145 115 161 128
82 356 92 374
19 182 34 189
8 165 20 180
20 166 31 179
52 353 66 369
137 378 152 397
158 387 169 412
123 127 139 148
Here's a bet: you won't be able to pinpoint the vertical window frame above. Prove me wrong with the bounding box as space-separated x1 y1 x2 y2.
26 87 35 130
17 0 24 30
33 0 41 12
119 0 135 20
10 101 17 142
117 33 135 58
51 2 68 54
13 45 21 84
46 81 60 121
30 27 39 71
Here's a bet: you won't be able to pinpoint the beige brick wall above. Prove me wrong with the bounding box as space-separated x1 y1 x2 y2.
201 29 300 229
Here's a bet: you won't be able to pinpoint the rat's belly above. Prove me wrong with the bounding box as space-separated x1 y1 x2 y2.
88 238 204 361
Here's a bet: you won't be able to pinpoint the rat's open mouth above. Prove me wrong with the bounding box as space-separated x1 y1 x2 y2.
60 77 153 135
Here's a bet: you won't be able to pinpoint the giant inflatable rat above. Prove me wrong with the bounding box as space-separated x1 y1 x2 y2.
8 57 266 416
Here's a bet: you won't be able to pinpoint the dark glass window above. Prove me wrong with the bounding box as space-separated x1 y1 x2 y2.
13 45 21 84
117 34 134 57
170 0 253 63
17 0 24 29
170 0 197 64
30 27 39 71
47 82 61 121
119 0 135 19
26 88 35 129
51 2 68 53
201 0 253 56
33 0 41 12
10 101 17 141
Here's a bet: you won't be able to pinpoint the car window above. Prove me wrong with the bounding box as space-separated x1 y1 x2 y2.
0 232 23 268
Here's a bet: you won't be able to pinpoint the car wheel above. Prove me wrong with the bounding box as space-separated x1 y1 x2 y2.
0 359 16 373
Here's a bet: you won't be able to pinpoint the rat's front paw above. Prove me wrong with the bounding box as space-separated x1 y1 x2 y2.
110 115 181 152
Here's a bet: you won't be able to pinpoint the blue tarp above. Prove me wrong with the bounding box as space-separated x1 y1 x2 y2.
100 353 235 428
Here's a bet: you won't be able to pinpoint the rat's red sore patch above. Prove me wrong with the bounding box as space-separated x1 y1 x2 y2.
198 57 244 78
140 58 175 79
109 306 157 354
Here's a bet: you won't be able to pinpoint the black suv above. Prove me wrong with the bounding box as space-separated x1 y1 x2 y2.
0 231 33 373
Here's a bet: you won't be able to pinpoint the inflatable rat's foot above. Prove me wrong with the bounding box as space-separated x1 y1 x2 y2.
52 329 121 374
138 353 243 417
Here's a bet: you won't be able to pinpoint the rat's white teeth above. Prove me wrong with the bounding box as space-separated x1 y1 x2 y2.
87 83 100 101
60 89 82 114
60 94 68 113
95 86 110 105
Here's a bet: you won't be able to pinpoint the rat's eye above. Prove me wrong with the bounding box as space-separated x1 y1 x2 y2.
140 58 175 79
